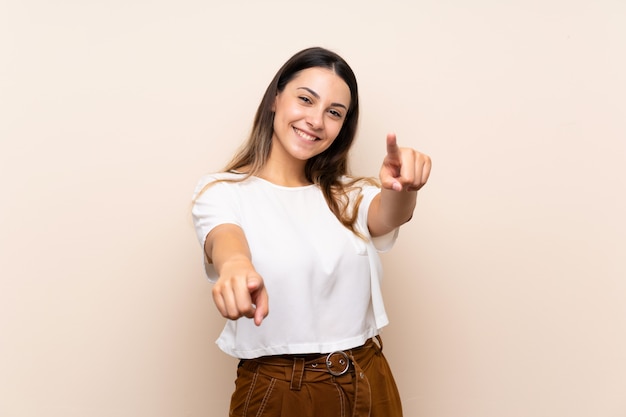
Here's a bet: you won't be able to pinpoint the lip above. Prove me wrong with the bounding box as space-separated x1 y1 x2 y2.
293 127 320 141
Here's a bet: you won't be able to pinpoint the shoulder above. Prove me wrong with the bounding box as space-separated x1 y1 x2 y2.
197 171 247 185
193 171 249 199
338 175 380 196
339 175 379 186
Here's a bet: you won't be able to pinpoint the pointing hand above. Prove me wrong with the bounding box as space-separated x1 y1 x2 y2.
379 133 431 192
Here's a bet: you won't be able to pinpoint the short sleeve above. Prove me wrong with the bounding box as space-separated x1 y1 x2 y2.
191 174 242 280
357 183 399 252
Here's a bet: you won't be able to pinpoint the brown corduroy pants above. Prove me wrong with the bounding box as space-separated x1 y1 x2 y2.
228 336 403 417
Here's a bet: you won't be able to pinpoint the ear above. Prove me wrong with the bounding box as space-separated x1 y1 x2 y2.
271 94 277 112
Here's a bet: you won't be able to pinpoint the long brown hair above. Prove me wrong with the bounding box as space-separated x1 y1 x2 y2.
200 47 375 236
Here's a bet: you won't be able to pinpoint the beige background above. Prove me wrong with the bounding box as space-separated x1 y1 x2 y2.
1 0 625 416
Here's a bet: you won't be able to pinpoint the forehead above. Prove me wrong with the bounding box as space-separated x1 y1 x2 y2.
287 67 351 104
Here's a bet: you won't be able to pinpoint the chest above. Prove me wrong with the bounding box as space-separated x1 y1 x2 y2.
235 185 368 278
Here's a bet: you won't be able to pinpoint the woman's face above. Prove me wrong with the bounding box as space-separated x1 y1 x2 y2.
271 67 351 164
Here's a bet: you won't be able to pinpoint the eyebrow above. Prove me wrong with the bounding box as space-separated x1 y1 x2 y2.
297 87 348 110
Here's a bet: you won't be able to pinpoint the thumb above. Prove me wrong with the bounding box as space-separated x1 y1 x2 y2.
247 275 263 292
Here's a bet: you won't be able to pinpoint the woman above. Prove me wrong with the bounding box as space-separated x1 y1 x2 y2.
192 46 431 417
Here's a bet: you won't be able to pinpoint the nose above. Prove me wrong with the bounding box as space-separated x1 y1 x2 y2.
305 107 324 130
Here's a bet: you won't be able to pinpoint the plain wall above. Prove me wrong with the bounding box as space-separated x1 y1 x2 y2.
1 1 625 416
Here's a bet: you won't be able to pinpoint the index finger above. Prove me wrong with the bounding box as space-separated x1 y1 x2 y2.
386 133 400 158
252 287 269 326
234 278 256 318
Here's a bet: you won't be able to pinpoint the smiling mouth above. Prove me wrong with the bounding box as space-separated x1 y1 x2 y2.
294 127 319 141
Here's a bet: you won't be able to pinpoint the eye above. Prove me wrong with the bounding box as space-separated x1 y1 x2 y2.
298 96 313 104
329 109 343 119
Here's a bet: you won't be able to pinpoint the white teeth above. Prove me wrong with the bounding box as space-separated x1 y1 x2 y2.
294 128 317 141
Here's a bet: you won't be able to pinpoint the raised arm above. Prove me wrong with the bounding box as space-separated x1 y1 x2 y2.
368 133 432 237
205 223 269 326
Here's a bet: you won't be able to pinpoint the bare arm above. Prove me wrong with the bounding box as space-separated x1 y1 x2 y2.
205 223 268 325
368 133 432 237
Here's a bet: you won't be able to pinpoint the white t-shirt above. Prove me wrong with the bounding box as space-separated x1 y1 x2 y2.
192 172 398 359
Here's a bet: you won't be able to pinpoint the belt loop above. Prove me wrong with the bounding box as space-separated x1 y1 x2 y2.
374 335 383 352
290 358 305 391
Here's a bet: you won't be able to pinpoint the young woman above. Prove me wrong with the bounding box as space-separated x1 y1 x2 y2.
192 46 431 417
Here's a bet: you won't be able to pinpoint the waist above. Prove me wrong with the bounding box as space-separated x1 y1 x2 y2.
241 336 383 378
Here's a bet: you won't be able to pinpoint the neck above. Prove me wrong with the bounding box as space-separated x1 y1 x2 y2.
258 158 310 187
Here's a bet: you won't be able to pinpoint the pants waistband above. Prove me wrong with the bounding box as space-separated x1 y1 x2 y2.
239 337 383 417
241 336 382 382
